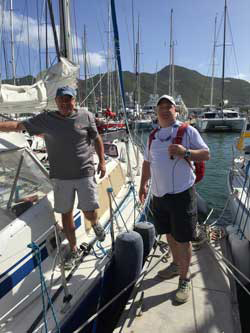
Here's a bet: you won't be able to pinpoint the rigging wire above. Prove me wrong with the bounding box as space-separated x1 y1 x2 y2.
123 2 134 71
197 13 223 106
226 10 240 78
207 242 250 295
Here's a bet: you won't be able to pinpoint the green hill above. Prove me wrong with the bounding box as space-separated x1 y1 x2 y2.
78 65 250 108
3 65 249 109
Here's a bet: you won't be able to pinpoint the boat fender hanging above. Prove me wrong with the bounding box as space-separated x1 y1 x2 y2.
134 222 155 262
113 230 143 290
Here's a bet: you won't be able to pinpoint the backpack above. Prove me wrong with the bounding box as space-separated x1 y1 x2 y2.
148 123 205 183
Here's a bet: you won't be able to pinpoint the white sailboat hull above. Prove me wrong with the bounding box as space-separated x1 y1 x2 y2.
227 167 250 241
196 117 246 132
0 134 150 332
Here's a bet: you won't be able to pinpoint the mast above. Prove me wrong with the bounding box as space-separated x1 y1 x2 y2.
110 0 126 115
10 0 16 84
154 62 158 96
210 15 217 107
58 0 72 60
47 0 60 62
99 67 102 112
168 9 174 97
1 5 9 81
221 0 227 112
172 40 175 98
45 1 49 69
83 25 88 107
26 0 31 75
107 2 111 109
136 15 140 117
3 40 9 81
131 0 136 111
36 0 42 73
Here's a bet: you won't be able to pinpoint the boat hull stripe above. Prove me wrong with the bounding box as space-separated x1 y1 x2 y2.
0 214 81 300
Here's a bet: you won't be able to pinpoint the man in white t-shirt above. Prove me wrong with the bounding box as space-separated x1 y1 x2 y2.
139 95 210 304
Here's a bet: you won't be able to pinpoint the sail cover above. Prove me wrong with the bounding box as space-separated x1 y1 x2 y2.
0 57 79 114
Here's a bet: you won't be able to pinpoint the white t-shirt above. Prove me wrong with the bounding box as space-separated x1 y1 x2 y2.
144 121 209 197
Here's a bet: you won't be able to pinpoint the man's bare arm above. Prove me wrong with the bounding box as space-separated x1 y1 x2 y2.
139 160 151 203
94 134 106 178
0 121 25 132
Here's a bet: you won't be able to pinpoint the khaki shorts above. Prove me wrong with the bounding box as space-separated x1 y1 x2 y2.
51 177 99 213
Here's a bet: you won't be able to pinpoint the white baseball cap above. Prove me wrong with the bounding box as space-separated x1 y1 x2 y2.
156 94 176 106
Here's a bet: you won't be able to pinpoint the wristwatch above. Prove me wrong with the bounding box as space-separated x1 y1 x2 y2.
184 149 191 159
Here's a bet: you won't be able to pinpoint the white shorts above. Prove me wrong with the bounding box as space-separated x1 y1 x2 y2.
51 177 99 213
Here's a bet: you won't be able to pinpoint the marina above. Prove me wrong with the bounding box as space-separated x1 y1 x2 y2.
0 0 250 332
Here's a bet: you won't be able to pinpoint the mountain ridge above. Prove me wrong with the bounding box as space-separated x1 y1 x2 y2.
78 64 250 108
3 65 250 108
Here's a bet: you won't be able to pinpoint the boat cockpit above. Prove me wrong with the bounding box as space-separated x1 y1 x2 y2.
0 147 52 230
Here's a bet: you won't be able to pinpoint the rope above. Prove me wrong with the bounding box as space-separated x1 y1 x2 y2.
110 191 129 232
94 242 108 258
207 242 250 296
198 223 250 296
79 72 107 107
92 269 105 333
27 242 60 333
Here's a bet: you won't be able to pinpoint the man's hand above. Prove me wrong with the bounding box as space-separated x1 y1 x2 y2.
168 144 186 158
97 161 106 178
139 185 148 204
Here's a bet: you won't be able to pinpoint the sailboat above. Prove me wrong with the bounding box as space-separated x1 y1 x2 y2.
195 0 246 133
129 17 152 131
0 1 152 332
226 123 250 282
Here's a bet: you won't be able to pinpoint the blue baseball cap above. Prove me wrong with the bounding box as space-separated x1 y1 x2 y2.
56 86 76 98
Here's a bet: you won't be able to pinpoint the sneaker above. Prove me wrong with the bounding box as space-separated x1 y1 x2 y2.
175 278 191 303
63 248 82 270
157 262 179 279
92 223 106 242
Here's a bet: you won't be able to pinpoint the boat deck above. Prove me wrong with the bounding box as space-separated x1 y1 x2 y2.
115 237 242 333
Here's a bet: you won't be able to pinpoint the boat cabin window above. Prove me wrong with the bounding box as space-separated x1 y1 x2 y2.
204 113 216 119
104 143 119 158
0 149 52 216
224 112 238 118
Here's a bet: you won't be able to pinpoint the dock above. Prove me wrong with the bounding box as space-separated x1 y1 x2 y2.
115 237 242 333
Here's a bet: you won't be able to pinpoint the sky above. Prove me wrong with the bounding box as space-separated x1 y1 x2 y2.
1 0 250 83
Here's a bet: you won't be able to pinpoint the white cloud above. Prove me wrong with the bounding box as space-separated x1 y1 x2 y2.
0 4 105 75
87 52 106 68
76 51 106 69
235 73 250 82
1 4 81 51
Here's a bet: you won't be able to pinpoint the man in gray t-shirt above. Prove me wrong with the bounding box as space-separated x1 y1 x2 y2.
0 86 106 269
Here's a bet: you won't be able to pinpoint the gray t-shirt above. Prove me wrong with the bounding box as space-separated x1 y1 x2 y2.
22 109 98 179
